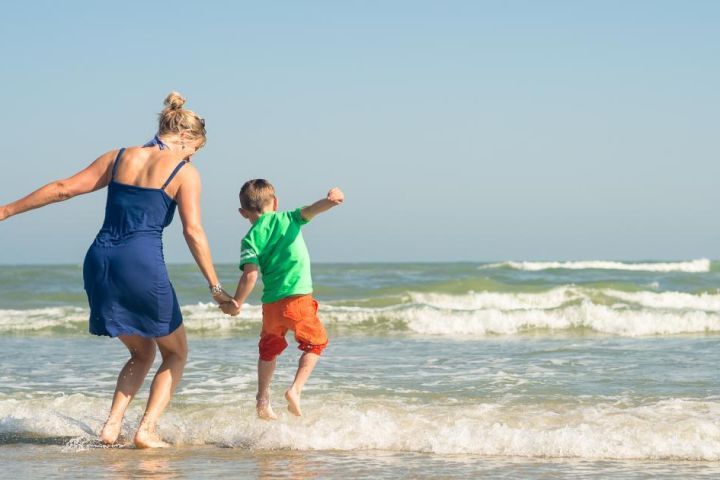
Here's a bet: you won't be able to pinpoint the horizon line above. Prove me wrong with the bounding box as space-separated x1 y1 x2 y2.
0 258 714 267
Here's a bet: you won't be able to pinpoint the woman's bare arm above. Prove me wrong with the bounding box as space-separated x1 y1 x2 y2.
175 166 233 303
0 150 116 221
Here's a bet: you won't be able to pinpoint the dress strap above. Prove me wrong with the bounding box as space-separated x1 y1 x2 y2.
142 135 168 150
161 159 189 190
111 148 126 179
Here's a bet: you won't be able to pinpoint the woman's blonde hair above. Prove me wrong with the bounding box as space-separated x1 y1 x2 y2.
158 91 207 149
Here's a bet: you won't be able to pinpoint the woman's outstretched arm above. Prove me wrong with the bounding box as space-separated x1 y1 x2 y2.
0 150 116 221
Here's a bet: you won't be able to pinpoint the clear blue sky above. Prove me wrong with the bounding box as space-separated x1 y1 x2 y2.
0 0 717 263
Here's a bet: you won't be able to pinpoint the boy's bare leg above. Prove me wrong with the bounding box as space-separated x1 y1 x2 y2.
134 326 188 449
257 357 278 420
100 335 156 445
285 352 320 417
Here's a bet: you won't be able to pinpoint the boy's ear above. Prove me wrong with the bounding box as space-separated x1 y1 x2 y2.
272 196 278 211
239 208 250 219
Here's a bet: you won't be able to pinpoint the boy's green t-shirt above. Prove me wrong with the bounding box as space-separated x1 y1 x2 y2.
239 208 312 304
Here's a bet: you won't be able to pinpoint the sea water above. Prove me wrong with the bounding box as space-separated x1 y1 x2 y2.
1 260 720 478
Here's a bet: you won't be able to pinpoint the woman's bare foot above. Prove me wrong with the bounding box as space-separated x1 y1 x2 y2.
99 419 122 445
256 397 278 420
133 425 171 449
285 388 302 416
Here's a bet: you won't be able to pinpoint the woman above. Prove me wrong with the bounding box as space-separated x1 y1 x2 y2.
0 92 233 448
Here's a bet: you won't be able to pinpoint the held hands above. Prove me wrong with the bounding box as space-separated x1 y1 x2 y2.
219 300 241 316
327 187 344 205
211 288 241 316
212 288 240 315
211 288 235 304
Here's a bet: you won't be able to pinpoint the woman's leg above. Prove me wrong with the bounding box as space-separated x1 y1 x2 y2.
100 335 157 444
134 325 188 448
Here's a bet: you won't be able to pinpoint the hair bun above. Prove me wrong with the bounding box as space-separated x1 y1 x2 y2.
164 91 186 110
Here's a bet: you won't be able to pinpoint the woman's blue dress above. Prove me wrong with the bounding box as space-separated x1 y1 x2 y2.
83 146 188 338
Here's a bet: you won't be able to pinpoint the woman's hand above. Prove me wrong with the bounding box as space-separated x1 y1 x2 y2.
211 288 235 304
0 206 8 222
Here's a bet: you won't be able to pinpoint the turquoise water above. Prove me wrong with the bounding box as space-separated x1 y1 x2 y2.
1 260 720 478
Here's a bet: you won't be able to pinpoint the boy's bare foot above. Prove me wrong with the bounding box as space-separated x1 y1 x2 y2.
99 419 122 445
134 427 171 449
285 388 302 416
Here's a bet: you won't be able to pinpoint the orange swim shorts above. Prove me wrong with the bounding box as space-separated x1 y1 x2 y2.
259 294 328 361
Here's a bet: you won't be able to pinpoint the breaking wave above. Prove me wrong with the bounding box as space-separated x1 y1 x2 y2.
1 285 719 337
2 395 720 460
481 259 711 273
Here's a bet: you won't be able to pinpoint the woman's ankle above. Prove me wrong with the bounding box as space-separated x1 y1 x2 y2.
256 391 271 404
138 415 158 432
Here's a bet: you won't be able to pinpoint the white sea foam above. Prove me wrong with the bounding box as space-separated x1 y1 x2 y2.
602 290 720 311
384 303 720 336
408 287 580 311
318 289 720 335
3 395 720 460
1 287 719 337
324 286 720 336
0 306 87 332
411 288 720 313
481 259 712 273
0 304 262 334
181 303 261 332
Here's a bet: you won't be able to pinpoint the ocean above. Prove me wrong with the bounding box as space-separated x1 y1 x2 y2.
1 260 720 478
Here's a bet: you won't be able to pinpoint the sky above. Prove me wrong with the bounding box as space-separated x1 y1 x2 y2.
0 0 717 264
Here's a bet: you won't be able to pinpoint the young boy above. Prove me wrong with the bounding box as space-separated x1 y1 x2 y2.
220 179 344 420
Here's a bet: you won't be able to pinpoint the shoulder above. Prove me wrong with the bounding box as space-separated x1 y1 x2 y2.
105 146 151 172
244 215 277 240
242 230 255 243
96 148 126 164
94 148 126 175
179 161 200 179
122 145 147 155
175 162 201 187
242 223 263 247
181 161 200 176
172 162 202 205
115 146 150 161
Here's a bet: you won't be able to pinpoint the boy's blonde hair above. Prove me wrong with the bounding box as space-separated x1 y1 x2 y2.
240 179 275 213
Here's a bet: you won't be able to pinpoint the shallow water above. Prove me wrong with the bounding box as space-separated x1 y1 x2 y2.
1 261 720 477
4 446 720 479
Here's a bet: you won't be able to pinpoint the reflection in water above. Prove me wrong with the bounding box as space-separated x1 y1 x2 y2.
4 445 720 479
256 451 327 480
106 452 178 480
137 457 176 479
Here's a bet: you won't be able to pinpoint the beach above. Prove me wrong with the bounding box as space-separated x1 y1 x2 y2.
1 261 720 478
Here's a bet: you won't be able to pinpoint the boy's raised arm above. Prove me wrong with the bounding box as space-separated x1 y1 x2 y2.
300 187 344 221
